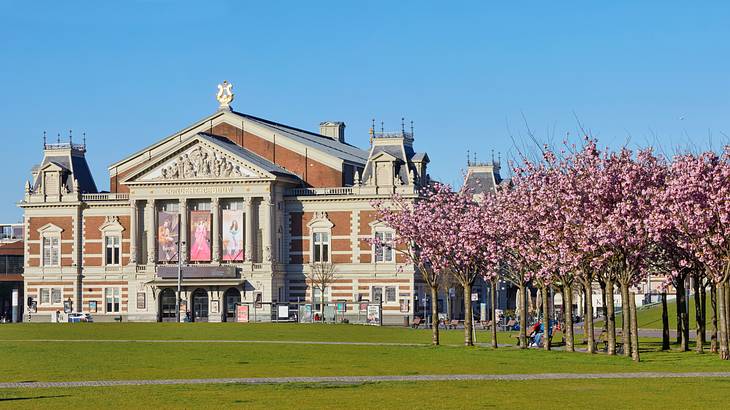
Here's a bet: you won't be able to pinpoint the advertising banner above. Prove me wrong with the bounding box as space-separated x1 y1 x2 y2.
157 211 179 262
190 211 211 262
222 210 244 261
366 304 381 326
236 305 249 323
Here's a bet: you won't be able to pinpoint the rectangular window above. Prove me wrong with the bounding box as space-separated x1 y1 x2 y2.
313 232 329 262
372 287 383 304
51 288 62 304
374 232 393 263
42 236 60 266
40 288 50 304
105 236 121 266
385 287 397 303
105 288 121 313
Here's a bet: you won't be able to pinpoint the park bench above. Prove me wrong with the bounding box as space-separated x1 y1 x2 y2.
114 315 123 323
411 317 423 329
447 319 460 329
480 320 492 330
595 330 625 354
503 319 516 331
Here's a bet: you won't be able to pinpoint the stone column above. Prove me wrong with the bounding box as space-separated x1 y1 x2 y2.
244 198 253 262
262 196 273 263
129 199 138 265
179 198 188 263
211 198 220 264
146 199 156 264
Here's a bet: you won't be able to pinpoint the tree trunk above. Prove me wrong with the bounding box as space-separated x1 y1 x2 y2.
563 285 574 352
445 289 451 321
675 282 683 346
620 282 631 357
490 280 498 349
717 283 729 360
600 280 608 335
661 292 670 351
585 282 595 353
542 285 551 351
711 283 718 354
725 283 730 349
430 285 440 346
606 278 616 355
582 291 589 345
676 280 689 352
463 283 473 346
700 281 707 345
694 276 704 353
518 282 527 349
629 291 640 362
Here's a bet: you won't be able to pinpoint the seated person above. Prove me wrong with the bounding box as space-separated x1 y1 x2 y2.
529 321 544 347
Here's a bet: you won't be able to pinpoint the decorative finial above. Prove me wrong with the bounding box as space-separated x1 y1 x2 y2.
69 129 72 144
380 121 384 133
401 117 405 134
43 131 47 147
491 149 495 164
216 81 234 110
474 152 477 165
57 133 61 144
467 150 470 166
410 121 414 137
83 132 86 147
370 119 375 145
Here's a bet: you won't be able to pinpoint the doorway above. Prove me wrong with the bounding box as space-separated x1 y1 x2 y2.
192 289 209 322
160 288 177 322
224 288 241 322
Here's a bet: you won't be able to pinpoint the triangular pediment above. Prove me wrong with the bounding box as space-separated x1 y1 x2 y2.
124 135 276 184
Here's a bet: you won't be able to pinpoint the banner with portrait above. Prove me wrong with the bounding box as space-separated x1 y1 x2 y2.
157 211 179 262
189 211 211 262
222 210 244 261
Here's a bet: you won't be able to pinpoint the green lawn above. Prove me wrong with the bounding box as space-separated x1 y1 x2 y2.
0 379 728 409
0 323 727 408
603 294 709 330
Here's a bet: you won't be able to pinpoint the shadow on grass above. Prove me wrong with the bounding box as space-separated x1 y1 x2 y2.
0 395 70 402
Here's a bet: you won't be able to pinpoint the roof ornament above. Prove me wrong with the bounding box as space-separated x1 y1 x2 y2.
216 81 234 110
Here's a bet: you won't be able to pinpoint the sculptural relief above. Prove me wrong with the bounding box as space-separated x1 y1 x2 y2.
156 146 247 180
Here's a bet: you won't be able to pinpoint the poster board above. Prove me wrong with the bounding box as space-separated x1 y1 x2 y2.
236 305 249 323
278 305 289 319
366 304 381 326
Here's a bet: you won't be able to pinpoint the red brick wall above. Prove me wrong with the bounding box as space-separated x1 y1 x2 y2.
212 122 343 187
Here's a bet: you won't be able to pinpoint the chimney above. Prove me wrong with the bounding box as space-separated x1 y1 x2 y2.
319 121 345 143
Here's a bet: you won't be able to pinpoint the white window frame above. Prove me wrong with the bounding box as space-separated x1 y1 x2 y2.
104 287 121 313
99 216 125 267
42 235 60 267
307 211 334 264
311 230 331 263
39 287 63 306
372 229 395 264
384 286 398 304
104 235 122 266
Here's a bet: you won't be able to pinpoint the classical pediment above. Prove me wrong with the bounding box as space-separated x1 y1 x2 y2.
125 136 276 184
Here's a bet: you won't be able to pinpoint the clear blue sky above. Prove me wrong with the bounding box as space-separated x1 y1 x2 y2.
1 1 728 222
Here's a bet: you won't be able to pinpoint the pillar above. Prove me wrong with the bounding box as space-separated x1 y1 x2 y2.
211 198 220 263
263 197 272 262
146 199 156 264
244 198 253 262
179 198 188 263
129 199 138 265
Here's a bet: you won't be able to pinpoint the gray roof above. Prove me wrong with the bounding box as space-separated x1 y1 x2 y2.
232 111 368 165
33 153 98 194
197 133 299 178
464 167 502 195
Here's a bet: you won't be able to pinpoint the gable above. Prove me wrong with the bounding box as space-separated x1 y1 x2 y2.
123 136 283 184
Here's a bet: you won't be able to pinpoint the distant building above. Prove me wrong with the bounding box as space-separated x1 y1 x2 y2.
0 224 24 322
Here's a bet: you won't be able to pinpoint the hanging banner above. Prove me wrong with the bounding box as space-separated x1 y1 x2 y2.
190 211 211 262
157 211 179 262
222 210 244 261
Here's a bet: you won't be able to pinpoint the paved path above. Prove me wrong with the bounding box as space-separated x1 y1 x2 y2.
0 339 513 348
1 372 729 389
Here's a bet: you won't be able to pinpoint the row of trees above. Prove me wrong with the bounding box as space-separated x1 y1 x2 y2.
374 139 729 361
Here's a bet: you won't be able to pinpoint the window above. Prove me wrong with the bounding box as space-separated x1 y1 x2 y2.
51 288 62 304
385 287 397 303
374 231 393 263
372 287 383 304
42 236 60 266
40 289 50 304
105 288 121 313
105 236 121 266
313 232 329 262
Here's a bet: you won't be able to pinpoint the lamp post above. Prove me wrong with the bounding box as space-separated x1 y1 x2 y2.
176 213 185 323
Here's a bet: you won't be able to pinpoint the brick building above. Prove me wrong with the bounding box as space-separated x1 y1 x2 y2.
20 83 430 323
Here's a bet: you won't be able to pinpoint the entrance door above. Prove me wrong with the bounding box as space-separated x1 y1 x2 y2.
160 289 177 322
192 289 209 322
224 288 241 322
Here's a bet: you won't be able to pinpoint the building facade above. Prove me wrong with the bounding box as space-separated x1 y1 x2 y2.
0 224 24 322
20 84 430 323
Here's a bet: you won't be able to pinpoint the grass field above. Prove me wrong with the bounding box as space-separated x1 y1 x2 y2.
0 323 727 409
